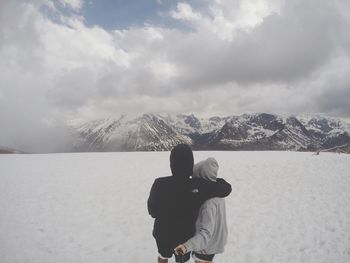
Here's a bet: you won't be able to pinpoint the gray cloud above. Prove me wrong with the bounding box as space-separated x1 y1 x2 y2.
318 87 350 118
311 57 350 117
168 0 342 87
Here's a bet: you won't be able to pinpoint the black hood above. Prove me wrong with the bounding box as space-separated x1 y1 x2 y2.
170 144 194 179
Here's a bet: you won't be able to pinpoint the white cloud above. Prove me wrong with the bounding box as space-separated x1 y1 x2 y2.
171 0 283 41
171 2 203 22
58 0 84 11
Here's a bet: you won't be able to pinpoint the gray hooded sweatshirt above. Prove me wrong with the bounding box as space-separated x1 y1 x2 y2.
184 157 228 255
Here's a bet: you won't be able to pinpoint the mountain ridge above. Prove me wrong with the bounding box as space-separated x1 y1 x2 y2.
69 113 350 152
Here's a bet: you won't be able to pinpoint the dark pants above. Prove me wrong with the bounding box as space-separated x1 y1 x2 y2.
156 238 191 262
193 252 215 261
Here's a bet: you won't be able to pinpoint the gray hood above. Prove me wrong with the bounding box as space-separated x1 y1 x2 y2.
192 157 219 182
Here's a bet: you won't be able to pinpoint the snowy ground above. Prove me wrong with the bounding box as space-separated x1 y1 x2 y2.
0 151 349 263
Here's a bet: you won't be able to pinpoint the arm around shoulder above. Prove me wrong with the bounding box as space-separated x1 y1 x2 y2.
216 178 232 197
199 178 232 199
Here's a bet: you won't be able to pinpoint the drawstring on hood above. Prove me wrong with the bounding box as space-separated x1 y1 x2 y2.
192 157 219 182
170 144 194 179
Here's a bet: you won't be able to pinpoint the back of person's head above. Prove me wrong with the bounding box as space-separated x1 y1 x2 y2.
192 157 219 182
170 144 194 179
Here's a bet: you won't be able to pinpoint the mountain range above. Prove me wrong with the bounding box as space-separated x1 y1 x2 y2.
68 113 350 152
0 146 23 154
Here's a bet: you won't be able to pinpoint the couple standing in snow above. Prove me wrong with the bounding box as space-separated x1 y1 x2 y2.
148 144 231 263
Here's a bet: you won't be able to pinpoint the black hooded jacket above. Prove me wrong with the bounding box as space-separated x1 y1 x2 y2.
147 144 232 248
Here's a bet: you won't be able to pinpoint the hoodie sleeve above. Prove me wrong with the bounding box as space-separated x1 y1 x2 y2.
147 179 158 218
184 200 217 252
198 178 232 200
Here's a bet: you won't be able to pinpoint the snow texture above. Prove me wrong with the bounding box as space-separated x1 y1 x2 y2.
0 152 349 263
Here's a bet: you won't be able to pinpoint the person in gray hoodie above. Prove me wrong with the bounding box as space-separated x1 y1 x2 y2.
175 157 228 262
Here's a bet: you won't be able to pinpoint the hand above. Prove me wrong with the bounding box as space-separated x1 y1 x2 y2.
174 244 187 255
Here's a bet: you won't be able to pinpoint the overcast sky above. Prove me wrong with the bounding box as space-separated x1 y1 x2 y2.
1 0 350 151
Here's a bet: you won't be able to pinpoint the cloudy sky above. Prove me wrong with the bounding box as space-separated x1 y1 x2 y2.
1 0 350 151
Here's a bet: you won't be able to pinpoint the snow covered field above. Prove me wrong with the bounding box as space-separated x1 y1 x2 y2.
0 151 349 263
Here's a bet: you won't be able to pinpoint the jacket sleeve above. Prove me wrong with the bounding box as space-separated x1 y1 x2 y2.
147 179 158 218
199 178 232 199
184 201 217 252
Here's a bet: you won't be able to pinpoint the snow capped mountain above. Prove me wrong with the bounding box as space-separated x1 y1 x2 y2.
70 114 192 151
68 113 350 152
152 113 228 135
201 114 317 151
297 115 350 149
0 146 23 154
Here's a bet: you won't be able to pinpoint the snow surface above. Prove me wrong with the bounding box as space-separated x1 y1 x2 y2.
0 152 349 263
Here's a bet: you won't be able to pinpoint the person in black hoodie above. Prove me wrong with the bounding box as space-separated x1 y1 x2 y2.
148 144 232 263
